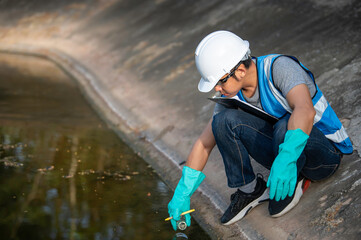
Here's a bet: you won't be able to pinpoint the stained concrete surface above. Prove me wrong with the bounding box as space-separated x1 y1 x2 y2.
0 0 360 239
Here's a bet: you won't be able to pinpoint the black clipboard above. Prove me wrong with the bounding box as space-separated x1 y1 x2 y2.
208 97 279 124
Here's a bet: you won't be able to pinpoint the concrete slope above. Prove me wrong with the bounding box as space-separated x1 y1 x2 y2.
0 0 360 239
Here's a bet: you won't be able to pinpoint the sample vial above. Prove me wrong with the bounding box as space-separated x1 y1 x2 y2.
176 215 187 230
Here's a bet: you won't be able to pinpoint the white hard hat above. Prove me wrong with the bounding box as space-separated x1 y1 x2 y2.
195 30 250 92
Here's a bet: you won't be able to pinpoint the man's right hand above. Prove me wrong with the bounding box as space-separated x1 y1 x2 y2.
166 166 205 230
168 194 191 230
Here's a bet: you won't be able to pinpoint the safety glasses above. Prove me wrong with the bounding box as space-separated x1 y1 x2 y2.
218 60 243 84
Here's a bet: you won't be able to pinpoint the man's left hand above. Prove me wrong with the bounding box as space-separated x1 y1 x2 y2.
267 157 297 201
267 129 309 201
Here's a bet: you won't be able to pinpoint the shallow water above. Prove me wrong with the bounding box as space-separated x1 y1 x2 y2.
0 53 211 240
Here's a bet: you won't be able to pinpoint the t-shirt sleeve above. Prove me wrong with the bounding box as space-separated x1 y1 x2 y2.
272 56 316 98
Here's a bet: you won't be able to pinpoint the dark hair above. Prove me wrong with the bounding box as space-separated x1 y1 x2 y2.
240 56 252 69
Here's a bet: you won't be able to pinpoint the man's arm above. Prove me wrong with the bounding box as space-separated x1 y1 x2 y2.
167 118 215 230
267 83 316 201
186 118 216 171
286 84 316 133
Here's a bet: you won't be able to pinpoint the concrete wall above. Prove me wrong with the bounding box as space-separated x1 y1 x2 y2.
1 0 360 239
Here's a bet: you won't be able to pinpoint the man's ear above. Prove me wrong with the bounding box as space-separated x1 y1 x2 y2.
237 64 247 78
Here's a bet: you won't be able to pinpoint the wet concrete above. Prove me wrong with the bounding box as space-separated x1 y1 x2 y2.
0 0 360 239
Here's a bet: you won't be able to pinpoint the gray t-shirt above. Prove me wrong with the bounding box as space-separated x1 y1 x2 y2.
213 56 316 115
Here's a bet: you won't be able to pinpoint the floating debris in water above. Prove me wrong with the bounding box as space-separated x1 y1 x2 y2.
78 169 96 175
115 175 131 181
1 144 15 150
63 174 74 179
0 157 24 167
37 166 54 172
75 169 139 181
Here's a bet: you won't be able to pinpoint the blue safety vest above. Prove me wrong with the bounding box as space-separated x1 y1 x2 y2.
235 54 353 154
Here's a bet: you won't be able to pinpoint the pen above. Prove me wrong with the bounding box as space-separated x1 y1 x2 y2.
164 209 195 221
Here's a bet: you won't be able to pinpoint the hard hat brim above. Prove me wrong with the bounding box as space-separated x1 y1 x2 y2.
198 77 216 93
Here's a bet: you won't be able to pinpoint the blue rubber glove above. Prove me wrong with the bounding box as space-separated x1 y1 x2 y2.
267 129 309 201
168 166 205 230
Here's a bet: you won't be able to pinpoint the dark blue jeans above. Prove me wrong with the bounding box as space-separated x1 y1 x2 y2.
212 109 342 188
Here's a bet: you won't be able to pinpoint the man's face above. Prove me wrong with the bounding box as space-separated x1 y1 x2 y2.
214 67 243 98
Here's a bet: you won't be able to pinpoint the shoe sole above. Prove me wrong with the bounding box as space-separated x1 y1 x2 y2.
223 188 269 225
271 179 305 218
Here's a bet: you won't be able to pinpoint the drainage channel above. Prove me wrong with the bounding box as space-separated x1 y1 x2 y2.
0 53 211 240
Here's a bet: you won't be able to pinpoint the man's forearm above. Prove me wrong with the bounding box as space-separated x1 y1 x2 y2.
287 106 315 135
186 139 212 171
286 84 316 135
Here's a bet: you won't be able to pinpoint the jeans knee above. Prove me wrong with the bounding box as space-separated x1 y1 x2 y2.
273 114 289 135
214 108 265 139
212 109 240 138
212 110 227 139
272 114 290 154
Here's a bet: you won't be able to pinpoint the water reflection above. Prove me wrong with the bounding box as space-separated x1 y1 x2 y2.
0 54 211 240
173 232 189 240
